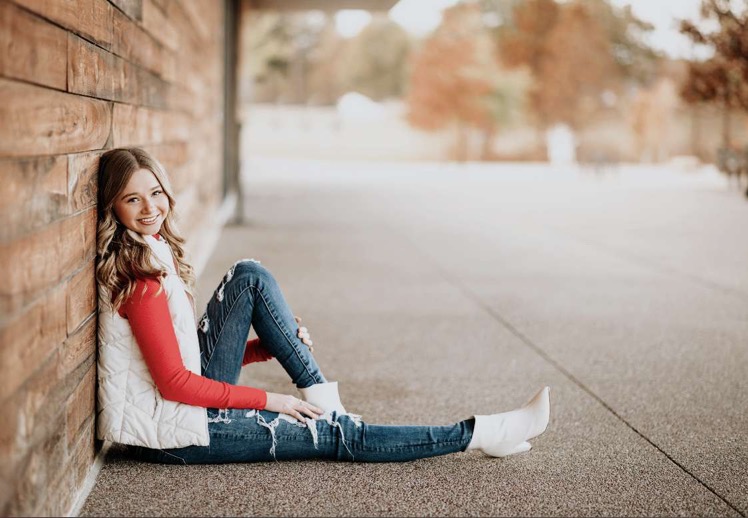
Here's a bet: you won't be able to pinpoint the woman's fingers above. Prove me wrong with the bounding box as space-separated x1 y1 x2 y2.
304 401 325 417
291 400 322 421
296 326 314 347
294 316 302 323
283 400 305 421
266 393 322 420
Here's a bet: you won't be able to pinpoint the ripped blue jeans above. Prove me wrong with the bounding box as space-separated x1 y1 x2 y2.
130 259 475 464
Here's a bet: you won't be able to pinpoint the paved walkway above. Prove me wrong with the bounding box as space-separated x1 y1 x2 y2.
81 158 747 516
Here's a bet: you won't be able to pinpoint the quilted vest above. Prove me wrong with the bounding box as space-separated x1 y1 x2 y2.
96 231 209 448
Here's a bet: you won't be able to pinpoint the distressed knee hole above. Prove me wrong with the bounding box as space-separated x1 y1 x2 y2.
254 412 323 460
216 259 262 303
198 314 210 333
207 408 232 424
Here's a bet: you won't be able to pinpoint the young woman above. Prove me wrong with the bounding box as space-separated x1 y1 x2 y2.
95 147 551 464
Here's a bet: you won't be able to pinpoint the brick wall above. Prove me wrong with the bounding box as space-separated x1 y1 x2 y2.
0 0 227 515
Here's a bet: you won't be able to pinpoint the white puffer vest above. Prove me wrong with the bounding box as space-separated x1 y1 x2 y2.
96 231 209 448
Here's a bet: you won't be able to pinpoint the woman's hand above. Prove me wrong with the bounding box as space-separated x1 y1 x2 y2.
294 316 314 351
264 392 323 421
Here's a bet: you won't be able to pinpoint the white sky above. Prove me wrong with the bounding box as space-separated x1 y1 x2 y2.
608 0 713 59
336 0 713 59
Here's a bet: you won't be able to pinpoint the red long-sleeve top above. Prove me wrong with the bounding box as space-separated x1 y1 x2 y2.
118 238 272 410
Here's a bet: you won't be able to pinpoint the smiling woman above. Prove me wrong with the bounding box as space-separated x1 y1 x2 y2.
113 170 169 235
94 147 550 465
95 147 192 312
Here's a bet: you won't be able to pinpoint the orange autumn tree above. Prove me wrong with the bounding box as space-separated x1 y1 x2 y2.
406 3 501 161
680 0 748 148
499 0 651 140
538 2 619 130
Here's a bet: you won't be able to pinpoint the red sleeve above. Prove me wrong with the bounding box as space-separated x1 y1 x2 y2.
120 277 267 410
243 338 274 365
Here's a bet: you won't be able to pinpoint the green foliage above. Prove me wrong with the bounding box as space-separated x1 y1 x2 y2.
340 17 412 101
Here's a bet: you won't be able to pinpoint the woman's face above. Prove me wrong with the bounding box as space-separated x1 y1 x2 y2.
112 168 169 235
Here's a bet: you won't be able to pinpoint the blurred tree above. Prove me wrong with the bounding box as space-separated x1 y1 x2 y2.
246 12 329 103
478 0 525 41
307 19 347 105
578 0 659 85
499 0 560 78
538 2 619 129
245 13 293 102
498 0 656 136
406 3 523 161
680 0 748 147
340 15 412 101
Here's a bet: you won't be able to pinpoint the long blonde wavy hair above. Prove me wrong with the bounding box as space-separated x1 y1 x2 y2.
96 147 196 312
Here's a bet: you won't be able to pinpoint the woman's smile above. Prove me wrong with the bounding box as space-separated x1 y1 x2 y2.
112 168 170 234
139 214 160 225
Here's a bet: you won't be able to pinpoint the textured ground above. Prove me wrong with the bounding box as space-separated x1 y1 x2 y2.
81 159 747 517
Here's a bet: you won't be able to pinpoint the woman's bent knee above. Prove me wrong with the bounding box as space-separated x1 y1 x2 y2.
229 259 273 286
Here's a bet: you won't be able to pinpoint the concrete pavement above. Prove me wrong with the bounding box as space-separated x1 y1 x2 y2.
80 158 747 516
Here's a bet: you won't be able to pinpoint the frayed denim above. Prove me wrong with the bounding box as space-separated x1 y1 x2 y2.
130 260 474 464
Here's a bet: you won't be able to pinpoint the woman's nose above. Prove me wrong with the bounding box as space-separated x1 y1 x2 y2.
142 198 154 212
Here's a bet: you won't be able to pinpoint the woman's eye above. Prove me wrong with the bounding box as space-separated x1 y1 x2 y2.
127 198 138 203
153 190 163 196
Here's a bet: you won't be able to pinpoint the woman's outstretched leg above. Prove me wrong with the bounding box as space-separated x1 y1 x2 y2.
197 259 326 388
130 393 551 464
130 409 475 464
304 412 475 463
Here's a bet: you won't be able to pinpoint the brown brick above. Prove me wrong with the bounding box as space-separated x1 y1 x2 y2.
110 0 142 21
142 141 190 175
59 316 96 380
111 103 152 146
141 0 177 51
0 79 111 158
81 206 97 257
137 66 168 109
111 7 176 81
162 0 200 53
174 183 198 223
169 156 199 193
12 0 113 50
68 418 95 499
40 461 76 517
58 208 95 273
0 289 66 402
0 155 69 242
0 353 61 466
0 210 91 315
0 463 14 516
166 82 197 114
0 1 67 90
66 261 96 335
68 151 101 213
180 0 214 42
65 364 95 443
111 103 190 147
67 33 138 103
57 353 96 417
0 396 21 466
8 455 41 515
9 411 67 516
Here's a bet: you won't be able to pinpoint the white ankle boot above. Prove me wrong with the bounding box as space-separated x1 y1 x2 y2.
299 381 347 416
467 386 550 457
